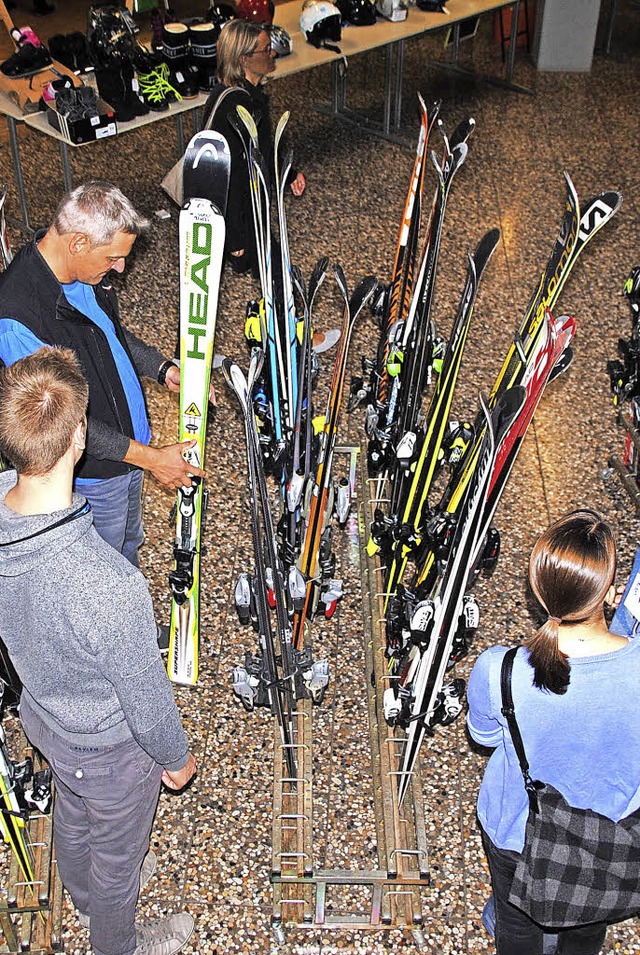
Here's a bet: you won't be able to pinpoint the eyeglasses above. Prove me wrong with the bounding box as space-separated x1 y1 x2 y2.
246 42 273 56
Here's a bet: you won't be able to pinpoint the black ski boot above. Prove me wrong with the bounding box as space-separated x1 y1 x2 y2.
48 33 93 74
162 23 199 98
188 21 217 92
132 47 168 111
95 53 149 122
47 34 76 71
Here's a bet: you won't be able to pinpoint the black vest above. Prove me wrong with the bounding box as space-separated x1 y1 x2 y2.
0 235 142 480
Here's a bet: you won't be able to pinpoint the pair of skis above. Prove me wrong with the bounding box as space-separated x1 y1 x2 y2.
167 131 231 686
381 228 501 619
292 269 378 650
366 109 474 487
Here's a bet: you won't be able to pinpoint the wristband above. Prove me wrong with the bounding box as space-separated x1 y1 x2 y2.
158 359 177 386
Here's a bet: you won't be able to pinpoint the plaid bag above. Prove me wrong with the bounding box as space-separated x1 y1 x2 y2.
501 647 640 928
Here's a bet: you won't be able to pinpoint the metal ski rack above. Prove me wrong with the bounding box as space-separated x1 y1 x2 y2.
605 408 640 512
0 739 62 954
270 448 429 948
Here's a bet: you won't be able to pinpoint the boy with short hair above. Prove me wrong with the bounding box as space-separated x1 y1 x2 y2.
0 347 196 955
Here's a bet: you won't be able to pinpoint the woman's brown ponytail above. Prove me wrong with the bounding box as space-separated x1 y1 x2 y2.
526 510 616 694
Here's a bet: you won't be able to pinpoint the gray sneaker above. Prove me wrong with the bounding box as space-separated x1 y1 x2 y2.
77 849 158 928
135 913 195 955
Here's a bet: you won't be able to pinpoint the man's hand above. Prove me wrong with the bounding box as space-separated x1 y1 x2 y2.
148 440 205 489
124 439 205 489
164 361 216 406
162 752 196 791
290 172 306 197
164 363 181 393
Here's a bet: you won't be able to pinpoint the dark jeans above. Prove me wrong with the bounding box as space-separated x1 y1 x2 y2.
78 470 145 568
20 695 162 955
481 827 608 955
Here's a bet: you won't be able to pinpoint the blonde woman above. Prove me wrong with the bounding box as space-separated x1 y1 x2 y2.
203 20 305 275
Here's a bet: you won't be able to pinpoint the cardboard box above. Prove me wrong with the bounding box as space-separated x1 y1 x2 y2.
46 96 117 145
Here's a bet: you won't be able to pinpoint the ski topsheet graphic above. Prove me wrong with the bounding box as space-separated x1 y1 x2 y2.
168 132 230 686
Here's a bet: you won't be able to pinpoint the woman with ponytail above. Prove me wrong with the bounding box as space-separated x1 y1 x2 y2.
467 509 640 955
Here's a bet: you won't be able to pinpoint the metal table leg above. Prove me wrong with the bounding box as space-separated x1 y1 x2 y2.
176 112 185 156
506 0 521 84
58 140 73 192
383 43 393 136
393 39 405 133
6 115 32 234
604 0 618 55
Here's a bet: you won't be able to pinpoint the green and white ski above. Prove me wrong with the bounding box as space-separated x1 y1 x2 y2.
168 131 230 686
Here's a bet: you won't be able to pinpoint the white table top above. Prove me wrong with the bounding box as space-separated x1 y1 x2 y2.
0 0 518 144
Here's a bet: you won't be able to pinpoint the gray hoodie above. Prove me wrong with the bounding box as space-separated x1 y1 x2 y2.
0 470 188 771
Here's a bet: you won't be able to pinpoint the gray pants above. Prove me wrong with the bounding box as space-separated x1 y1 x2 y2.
20 696 163 955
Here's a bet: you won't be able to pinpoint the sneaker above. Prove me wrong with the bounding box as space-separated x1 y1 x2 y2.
482 895 558 955
0 40 52 78
77 850 158 928
135 913 194 955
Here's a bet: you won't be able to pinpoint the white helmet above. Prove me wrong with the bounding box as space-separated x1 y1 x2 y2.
299 0 342 50
375 0 407 21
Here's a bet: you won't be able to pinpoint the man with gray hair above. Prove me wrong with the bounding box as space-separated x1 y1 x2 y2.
0 181 201 571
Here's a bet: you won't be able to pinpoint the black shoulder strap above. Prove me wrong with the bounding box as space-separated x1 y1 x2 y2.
500 647 541 812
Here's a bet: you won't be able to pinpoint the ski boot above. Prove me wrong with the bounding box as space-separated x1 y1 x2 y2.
287 565 306 613
382 682 411 725
319 578 343 619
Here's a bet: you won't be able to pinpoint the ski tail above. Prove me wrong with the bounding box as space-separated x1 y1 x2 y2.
374 97 439 409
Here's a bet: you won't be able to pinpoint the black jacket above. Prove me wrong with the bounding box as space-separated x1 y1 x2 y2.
0 235 166 480
204 80 266 260
203 80 295 264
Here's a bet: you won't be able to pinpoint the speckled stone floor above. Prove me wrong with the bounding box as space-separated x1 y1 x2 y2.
0 2 639 953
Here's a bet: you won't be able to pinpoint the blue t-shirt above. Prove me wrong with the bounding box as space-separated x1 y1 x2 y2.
611 545 640 638
467 639 640 852
0 282 151 484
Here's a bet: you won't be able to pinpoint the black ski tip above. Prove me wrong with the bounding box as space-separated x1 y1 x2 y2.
428 98 442 124
549 344 575 382
291 263 306 300
349 274 379 318
449 116 475 152
310 255 330 292
311 256 330 286
334 262 349 305
182 131 231 209
472 228 501 275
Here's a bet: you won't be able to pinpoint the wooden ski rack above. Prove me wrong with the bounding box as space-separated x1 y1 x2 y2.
270 448 430 948
0 740 62 954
